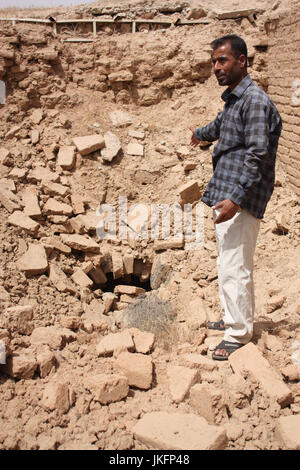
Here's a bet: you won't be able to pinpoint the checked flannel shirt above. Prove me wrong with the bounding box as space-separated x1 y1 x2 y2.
194 74 282 219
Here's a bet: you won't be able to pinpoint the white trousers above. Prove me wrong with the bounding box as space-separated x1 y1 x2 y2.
213 208 261 344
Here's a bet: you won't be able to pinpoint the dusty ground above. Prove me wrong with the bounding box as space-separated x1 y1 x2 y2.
0 0 299 451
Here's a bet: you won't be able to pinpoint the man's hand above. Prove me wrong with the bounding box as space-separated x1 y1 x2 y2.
212 199 240 224
189 127 201 147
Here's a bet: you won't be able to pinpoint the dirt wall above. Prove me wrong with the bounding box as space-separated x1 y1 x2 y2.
266 0 300 197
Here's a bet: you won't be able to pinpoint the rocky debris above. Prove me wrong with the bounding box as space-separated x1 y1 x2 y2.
101 131 121 162
167 365 199 403
96 330 135 356
84 374 129 404
133 412 228 450
275 415 300 450
189 383 228 425
17 244 48 275
114 351 153 389
0 0 299 451
229 343 293 407
41 381 70 414
72 135 105 156
57 146 76 170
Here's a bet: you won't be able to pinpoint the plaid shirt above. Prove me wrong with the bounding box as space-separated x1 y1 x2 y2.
194 74 282 219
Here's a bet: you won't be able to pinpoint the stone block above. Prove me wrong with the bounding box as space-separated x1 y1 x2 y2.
71 268 93 288
133 412 228 450
114 351 153 389
129 328 155 353
8 211 40 235
179 180 201 204
2 352 37 379
43 198 73 216
101 132 121 162
0 187 22 213
72 135 105 156
57 146 76 170
126 143 144 156
114 285 145 295
41 382 70 413
153 238 184 251
42 181 69 197
60 234 100 253
167 365 199 403
112 252 124 279
180 353 218 372
84 373 129 404
96 330 134 356
229 342 293 407
109 110 133 128
17 244 48 275
22 188 41 219
189 383 227 424
275 415 300 450
30 326 76 350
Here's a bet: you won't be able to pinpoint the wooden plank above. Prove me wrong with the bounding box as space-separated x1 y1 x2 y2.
63 38 94 43
93 20 97 38
132 21 136 33
0 17 51 23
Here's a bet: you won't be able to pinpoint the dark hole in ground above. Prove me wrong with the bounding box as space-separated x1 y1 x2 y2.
96 272 152 293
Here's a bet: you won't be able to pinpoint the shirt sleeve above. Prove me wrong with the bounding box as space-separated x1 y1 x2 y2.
229 98 270 206
194 111 223 142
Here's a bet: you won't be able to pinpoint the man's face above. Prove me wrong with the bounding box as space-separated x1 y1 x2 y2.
211 42 246 88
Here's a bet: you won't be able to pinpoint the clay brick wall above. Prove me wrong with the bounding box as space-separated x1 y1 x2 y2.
267 0 300 197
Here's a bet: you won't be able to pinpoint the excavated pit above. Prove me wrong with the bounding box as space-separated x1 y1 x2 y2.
0 0 300 452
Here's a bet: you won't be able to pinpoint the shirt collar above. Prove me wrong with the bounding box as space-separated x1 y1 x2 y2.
221 74 252 102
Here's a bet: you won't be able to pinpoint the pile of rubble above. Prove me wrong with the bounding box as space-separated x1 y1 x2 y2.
0 0 299 452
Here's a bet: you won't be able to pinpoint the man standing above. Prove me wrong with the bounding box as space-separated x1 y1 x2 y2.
190 35 282 360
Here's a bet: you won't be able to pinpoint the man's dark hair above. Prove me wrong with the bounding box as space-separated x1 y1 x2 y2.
211 34 247 65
